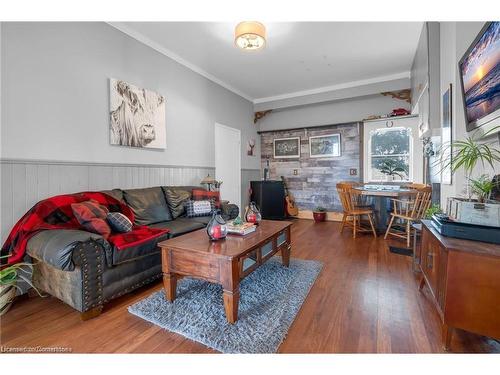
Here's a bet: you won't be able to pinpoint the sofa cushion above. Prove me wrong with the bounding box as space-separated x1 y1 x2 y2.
162 187 191 219
189 215 211 225
107 228 169 266
149 218 205 238
123 187 173 225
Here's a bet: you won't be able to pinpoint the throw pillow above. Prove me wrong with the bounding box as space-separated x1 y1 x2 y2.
192 189 221 208
107 212 133 233
71 200 111 238
185 199 215 218
162 187 191 219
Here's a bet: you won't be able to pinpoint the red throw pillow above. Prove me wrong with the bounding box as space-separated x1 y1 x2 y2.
192 189 221 208
71 200 111 239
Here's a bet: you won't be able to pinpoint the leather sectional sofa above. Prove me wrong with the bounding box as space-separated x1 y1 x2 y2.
26 186 238 320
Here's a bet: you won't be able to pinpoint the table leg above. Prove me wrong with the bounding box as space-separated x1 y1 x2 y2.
374 196 390 232
223 289 240 324
163 273 177 302
442 324 453 351
281 244 291 267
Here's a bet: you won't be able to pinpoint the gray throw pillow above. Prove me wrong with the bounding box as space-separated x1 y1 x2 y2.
107 212 133 233
163 187 191 219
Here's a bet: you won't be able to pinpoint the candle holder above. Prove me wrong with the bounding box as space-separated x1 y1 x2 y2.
245 201 262 224
206 209 228 241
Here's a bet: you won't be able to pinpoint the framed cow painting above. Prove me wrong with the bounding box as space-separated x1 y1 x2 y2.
109 78 166 149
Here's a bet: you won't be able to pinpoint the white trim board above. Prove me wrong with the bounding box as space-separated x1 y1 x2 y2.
253 72 411 104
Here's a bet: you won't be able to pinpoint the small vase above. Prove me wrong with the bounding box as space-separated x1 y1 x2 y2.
206 210 228 241
245 201 262 224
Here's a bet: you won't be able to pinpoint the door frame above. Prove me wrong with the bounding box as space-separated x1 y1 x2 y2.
215 122 241 210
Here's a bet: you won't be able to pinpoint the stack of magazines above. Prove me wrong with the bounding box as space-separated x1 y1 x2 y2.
226 221 256 236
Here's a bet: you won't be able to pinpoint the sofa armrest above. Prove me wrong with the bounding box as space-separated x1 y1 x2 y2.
220 202 239 221
27 229 110 271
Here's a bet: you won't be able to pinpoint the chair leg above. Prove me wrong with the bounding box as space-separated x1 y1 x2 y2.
368 214 377 238
406 220 411 248
340 214 347 233
353 215 357 239
384 215 395 239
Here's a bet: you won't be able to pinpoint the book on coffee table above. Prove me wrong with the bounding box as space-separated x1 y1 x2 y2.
226 221 256 236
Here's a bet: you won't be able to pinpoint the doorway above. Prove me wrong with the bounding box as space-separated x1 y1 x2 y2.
215 123 241 211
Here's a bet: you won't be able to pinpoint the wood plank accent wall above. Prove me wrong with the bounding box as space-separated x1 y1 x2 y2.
260 122 362 212
0 159 215 243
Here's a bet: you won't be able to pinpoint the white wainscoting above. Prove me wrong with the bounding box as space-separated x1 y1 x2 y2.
0 159 216 243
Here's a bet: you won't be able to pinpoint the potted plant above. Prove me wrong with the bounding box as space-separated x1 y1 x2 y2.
0 256 41 316
424 203 443 219
439 126 500 200
378 158 408 181
313 206 327 222
470 174 498 203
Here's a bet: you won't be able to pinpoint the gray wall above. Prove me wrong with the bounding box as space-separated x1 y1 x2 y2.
258 93 410 132
260 123 361 212
0 22 261 239
1 22 259 170
439 22 500 206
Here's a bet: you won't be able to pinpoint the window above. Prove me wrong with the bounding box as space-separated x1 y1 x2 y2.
363 118 422 183
368 127 412 182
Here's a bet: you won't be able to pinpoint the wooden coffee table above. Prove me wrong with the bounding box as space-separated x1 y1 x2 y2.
158 220 292 323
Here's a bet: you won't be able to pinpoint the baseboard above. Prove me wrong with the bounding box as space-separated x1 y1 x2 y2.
296 210 343 222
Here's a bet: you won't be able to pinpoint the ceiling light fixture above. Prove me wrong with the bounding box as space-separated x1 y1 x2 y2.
235 21 266 50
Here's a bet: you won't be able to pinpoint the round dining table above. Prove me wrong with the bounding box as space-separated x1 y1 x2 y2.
352 185 417 233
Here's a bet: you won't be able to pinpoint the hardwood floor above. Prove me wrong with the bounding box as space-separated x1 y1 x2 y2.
1 219 498 353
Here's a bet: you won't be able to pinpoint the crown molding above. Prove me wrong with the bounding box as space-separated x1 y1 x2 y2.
253 72 411 104
107 22 254 102
107 22 411 108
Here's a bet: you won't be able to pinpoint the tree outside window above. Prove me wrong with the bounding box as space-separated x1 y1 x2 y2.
369 127 412 181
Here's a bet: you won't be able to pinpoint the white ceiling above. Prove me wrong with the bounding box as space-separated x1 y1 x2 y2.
112 22 423 102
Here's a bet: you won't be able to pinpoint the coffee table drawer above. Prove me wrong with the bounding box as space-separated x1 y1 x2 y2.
169 250 219 280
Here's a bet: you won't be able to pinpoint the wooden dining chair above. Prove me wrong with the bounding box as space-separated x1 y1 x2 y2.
384 185 432 247
337 181 373 209
337 183 377 239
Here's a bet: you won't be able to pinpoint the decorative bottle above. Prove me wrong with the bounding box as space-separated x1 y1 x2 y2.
206 209 228 241
245 202 262 224
263 159 270 181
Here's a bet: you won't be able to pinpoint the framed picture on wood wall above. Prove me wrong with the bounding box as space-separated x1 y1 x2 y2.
309 134 341 158
273 137 301 159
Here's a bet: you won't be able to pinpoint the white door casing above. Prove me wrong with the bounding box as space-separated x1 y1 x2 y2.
215 123 241 211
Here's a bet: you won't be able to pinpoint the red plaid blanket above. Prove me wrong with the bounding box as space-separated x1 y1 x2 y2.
1 192 168 265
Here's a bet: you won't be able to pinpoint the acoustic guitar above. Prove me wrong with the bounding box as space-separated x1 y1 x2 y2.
280 176 299 217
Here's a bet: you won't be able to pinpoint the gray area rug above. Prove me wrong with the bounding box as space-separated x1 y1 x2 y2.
128 257 322 353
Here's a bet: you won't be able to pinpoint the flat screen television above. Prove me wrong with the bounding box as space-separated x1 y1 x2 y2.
458 21 500 134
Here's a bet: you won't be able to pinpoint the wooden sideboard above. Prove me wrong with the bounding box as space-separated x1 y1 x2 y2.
419 220 500 351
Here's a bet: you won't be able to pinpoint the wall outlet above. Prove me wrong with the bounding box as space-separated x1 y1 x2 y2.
293 169 298 175
349 168 357 176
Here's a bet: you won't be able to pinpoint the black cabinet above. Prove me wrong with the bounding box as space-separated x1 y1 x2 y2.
250 181 286 220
